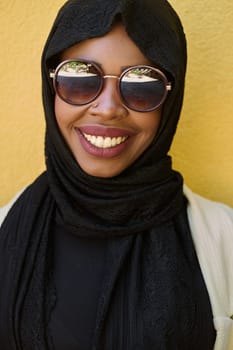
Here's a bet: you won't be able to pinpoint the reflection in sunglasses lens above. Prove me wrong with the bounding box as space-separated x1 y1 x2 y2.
55 62 167 110
56 62 102 104
120 68 165 111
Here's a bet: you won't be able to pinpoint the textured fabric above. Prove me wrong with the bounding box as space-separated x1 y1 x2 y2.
0 1 216 349
49 218 107 350
0 188 25 226
50 207 216 350
184 186 233 350
0 175 54 350
42 0 186 238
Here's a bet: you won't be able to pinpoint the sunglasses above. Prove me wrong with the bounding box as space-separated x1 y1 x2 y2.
50 59 172 112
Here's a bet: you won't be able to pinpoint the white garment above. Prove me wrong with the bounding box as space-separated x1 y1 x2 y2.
1 186 233 349
183 185 233 350
0 187 25 227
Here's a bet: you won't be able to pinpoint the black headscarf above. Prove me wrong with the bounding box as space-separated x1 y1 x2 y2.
41 0 187 237
0 1 198 349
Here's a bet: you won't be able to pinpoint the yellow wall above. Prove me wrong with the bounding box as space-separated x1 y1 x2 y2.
1 1 233 207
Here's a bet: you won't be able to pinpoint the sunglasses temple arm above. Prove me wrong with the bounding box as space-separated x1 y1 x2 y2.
167 82 172 91
49 70 55 79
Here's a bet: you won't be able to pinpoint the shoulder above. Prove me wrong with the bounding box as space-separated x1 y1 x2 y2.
0 188 26 227
0 172 49 228
183 184 233 275
184 185 233 349
184 184 233 235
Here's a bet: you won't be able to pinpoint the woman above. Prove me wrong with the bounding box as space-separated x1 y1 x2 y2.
0 0 233 349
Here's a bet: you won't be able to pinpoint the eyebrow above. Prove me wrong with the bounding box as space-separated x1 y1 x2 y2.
92 61 160 72
58 57 157 73
84 60 134 72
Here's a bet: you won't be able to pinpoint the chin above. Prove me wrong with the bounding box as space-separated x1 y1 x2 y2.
78 162 127 178
82 167 122 178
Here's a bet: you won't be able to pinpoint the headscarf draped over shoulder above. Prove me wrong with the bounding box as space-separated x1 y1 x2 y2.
0 2 192 350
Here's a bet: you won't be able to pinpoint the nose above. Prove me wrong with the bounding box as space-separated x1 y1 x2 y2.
90 78 128 120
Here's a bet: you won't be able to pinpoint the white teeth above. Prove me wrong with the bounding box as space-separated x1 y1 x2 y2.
116 136 124 145
104 137 112 148
96 136 104 148
83 133 128 148
90 135 96 143
111 137 117 147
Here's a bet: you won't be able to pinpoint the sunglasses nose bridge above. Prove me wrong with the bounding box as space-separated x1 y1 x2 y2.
101 73 120 91
98 74 121 101
91 75 128 118
102 75 120 91
103 74 119 80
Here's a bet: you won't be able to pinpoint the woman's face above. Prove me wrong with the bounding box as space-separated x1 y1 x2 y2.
55 22 162 178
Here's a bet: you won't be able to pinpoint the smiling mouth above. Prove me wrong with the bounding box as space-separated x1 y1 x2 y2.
82 132 129 149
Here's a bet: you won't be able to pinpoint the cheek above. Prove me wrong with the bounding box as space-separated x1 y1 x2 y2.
130 110 161 163
54 95 81 132
54 96 73 128
54 96 66 129
138 109 162 141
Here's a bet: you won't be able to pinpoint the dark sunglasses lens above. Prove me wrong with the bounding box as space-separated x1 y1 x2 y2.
55 61 102 104
120 67 167 111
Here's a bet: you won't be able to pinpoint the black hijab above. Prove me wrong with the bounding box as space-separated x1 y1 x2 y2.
0 1 199 349
41 0 187 237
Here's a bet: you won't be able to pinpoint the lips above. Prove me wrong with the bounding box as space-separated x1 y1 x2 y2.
76 125 135 158
78 125 133 138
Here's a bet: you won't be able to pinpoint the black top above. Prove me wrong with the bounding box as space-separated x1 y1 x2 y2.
50 220 107 350
50 209 216 350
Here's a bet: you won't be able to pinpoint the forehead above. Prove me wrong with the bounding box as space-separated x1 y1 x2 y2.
61 22 152 72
